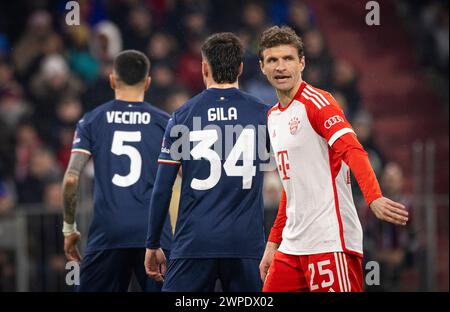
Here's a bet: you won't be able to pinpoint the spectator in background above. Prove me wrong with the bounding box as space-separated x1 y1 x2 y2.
176 34 204 94
351 110 385 207
14 121 42 183
147 61 183 109
239 29 277 105
52 97 83 169
332 60 361 119
419 1 449 74
182 8 209 41
12 10 54 79
16 147 61 205
167 1 210 47
0 60 23 100
29 54 84 136
43 182 63 212
0 119 14 180
83 61 114 110
332 91 352 121
238 29 260 83
0 180 14 215
163 87 190 114
287 0 314 36
146 31 178 65
363 163 416 291
352 110 385 176
65 24 100 85
0 90 30 131
90 21 122 63
0 34 10 59
302 29 334 90
123 6 153 51
241 2 270 55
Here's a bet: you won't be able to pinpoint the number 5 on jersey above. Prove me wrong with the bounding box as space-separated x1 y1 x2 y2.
111 131 142 187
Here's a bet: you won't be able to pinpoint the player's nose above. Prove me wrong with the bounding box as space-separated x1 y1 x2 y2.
275 60 287 72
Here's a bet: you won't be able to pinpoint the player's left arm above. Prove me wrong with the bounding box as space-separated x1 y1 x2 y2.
62 152 90 261
332 134 408 226
312 91 408 225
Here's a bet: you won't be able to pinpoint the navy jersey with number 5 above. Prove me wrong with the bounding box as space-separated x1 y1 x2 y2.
72 100 172 253
147 88 272 259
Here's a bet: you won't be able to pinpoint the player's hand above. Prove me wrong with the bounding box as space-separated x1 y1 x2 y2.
370 197 409 226
259 241 279 282
64 231 82 262
145 248 166 282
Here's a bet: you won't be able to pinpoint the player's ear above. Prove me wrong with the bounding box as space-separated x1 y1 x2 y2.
300 56 306 73
238 62 243 78
144 76 151 90
109 74 116 90
259 60 266 76
202 60 208 78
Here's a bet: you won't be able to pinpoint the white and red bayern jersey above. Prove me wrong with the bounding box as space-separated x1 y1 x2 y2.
267 82 363 257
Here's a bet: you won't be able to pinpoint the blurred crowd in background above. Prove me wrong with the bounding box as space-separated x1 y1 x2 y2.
0 0 448 291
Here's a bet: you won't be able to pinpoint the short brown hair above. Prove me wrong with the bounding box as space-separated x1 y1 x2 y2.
201 32 243 84
258 26 304 61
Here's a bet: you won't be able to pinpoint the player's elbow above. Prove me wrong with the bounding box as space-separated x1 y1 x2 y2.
63 174 79 189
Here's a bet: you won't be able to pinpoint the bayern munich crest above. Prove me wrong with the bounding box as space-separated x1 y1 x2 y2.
289 117 300 135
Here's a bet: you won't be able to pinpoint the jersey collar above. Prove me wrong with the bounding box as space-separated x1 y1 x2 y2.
277 81 307 112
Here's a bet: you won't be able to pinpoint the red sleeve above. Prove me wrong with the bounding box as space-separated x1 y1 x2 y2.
308 91 356 146
268 189 287 244
332 133 382 205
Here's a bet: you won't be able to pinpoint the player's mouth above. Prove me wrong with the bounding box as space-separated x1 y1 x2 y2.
274 75 291 84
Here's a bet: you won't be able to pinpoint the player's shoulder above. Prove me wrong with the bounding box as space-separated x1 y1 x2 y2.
236 89 273 112
235 89 266 105
299 82 340 112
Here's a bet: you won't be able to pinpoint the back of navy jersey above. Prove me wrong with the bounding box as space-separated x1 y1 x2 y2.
72 99 172 253
159 88 271 259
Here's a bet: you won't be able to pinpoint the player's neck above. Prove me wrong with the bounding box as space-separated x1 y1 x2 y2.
206 81 239 90
277 79 303 108
114 89 145 102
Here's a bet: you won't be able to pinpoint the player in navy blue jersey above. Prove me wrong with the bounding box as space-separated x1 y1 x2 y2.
62 50 172 292
144 33 272 291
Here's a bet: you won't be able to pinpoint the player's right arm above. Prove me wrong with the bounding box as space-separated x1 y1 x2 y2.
260 189 287 282
62 152 90 262
62 115 92 262
145 116 181 281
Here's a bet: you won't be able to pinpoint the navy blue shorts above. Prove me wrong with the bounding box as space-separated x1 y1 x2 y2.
162 258 262 292
76 248 169 292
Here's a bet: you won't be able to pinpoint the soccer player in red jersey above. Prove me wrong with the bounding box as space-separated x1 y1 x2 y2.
258 26 409 292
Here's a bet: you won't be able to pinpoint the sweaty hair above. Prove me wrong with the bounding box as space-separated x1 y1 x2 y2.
113 50 150 85
258 26 304 61
201 32 243 84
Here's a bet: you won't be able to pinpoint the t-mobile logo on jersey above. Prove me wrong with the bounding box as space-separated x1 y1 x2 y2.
277 150 290 180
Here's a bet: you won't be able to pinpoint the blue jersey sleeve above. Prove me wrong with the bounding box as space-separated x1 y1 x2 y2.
158 115 183 165
72 114 92 156
146 162 179 248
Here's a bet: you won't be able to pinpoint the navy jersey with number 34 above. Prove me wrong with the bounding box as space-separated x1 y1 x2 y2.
149 88 271 259
72 100 172 253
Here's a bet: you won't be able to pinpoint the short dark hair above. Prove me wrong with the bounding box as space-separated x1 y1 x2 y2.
113 50 150 85
258 26 304 61
201 32 243 84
